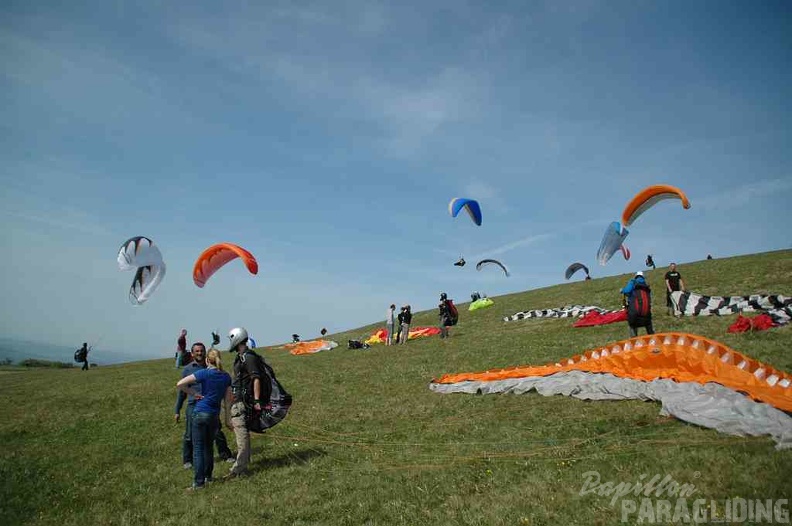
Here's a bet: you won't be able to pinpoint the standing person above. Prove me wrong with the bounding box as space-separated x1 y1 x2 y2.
176 329 188 368
175 342 235 469
645 254 656 270
621 271 655 337
385 304 396 346
438 293 453 339
664 263 687 316
176 349 232 491
396 307 405 344
226 327 266 479
399 305 412 344
75 343 90 371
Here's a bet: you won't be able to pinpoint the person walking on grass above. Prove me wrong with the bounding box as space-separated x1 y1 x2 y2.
385 304 396 345
175 342 236 470
621 271 655 337
399 305 412 344
226 327 265 479
438 293 454 339
75 343 90 371
664 263 687 316
176 349 232 491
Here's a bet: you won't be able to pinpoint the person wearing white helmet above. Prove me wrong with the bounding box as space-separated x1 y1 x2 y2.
225 327 264 478
620 271 655 337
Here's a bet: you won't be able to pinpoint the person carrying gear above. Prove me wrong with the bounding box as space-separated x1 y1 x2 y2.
621 271 655 337
225 327 265 479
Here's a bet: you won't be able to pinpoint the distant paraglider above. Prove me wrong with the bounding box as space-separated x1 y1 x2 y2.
565 262 590 281
454 257 466 267
448 198 482 226
193 243 258 288
476 259 510 277
597 185 690 265
117 236 166 305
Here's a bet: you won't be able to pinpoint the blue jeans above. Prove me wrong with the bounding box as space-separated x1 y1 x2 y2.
191 411 219 487
183 404 234 463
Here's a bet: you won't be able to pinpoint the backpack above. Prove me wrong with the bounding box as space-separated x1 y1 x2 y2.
74 348 87 362
627 282 652 324
446 300 459 326
244 351 293 434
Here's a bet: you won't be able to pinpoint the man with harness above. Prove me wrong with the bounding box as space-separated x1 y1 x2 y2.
225 327 267 479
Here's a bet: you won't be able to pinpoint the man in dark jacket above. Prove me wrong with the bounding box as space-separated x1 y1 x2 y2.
75 343 90 371
621 271 655 337
226 327 265 478
439 293 454 339
399 306 412 344
664 263 686 316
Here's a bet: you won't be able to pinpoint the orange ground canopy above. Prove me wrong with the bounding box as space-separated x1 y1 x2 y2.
433 333 792 412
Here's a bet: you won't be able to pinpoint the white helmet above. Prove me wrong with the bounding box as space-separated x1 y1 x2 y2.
228 327 249 351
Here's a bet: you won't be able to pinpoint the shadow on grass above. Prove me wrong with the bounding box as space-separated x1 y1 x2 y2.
249 447 326 472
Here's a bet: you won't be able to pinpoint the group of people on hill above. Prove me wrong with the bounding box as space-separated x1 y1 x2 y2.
383 293 458 344
620 262 687 337
385 304 413 345
174 327 268 491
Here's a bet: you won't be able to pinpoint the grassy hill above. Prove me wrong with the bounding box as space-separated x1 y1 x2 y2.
1 250 790 525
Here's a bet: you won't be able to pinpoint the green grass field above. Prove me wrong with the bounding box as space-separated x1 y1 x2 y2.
1 250 790 525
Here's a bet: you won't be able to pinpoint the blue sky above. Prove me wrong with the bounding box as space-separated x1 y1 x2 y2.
2 0 790 359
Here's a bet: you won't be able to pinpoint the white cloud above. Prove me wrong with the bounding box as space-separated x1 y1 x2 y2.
696 178 792 211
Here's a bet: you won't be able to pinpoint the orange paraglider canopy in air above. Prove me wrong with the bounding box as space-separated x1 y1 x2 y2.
193 243 258 288
621 184 690 227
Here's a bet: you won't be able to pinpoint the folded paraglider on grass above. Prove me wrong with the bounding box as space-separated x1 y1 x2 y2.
431 332 792 449
365 327 441 345
285 340 338 356
671 291 792 327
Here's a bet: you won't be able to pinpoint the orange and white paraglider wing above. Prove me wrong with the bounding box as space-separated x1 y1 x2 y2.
193 243 258 288
621 185 691 227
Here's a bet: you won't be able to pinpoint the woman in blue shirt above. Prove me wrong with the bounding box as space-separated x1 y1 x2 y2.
176 349 232 490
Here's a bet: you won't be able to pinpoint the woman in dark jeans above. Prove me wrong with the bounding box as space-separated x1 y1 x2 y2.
176 349 232 490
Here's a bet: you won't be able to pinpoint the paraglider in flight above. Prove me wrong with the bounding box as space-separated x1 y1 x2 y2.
596 222 629 266
620 244 631 261
621 184 690 227
597 185 690 266
193 243 258 288
476 259 510 277
454 257 466 267
448 198 482 226
565 262 590 280
117 236 166 305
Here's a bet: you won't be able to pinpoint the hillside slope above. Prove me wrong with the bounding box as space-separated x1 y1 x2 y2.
1 250 789 526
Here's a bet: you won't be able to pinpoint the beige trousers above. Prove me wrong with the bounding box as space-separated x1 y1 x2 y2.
229 401 251 474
